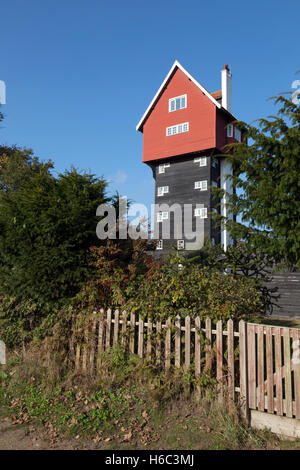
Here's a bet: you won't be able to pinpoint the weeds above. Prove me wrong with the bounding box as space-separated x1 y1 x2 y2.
0 345 288 449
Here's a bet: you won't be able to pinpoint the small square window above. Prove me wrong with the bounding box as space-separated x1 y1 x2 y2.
195 157 207 166
157 186 169 196
194 207 207 218
158 163 170 174
177 239 185 250
157 239 163 250
194 180 207 191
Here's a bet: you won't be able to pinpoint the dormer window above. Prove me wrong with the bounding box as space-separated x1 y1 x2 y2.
169 94 187 112
166 122 189 136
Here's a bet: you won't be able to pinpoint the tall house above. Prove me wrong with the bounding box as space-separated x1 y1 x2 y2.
136 61 241 253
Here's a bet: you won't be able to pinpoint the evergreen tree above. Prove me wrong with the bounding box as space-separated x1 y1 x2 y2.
215 96 300 269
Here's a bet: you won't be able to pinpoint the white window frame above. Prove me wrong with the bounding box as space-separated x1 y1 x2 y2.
158 162 170 174
227 124 233 138
194 207 208 218
194 180 207 191
166 122 189 136
177 239 185 250
157 186 169 196
194 156 207 167
169 94 187 112
234 128 241 142
157 239 163 250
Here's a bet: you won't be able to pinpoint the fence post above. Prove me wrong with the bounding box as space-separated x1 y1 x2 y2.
239 320 250 425
0 340 6 365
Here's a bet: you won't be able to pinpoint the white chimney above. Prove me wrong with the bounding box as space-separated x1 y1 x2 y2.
221 64 232 113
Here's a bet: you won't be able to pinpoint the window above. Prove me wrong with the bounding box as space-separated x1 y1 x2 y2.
157 186 169 196
234 128 241 142
177 239 185 250
169 94 187 112
166 122 189 136
194 157 207 167
211 181 218 187
157 211 169 222
227 125 233 137
158 163 170 174
157 239 163 250
194 180 207 191
194 207 207 218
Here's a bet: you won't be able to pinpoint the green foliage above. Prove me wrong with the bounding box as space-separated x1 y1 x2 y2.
126 251 263 322
69 238 157 317
70 240 264 323
213 95 300 268
0 146 109 343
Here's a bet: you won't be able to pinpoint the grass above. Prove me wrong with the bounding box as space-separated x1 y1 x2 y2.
1 345 300 450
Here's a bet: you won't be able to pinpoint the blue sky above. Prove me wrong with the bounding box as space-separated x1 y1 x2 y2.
1 0 299 210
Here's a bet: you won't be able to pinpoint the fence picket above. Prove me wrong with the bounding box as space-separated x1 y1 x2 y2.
75 344 81 371
216 320 223 392
266 326 274 413
239 320 249 423
129 313 135 354
284 329 293 418
113 310 119 346
97 310 105 370
247 324 256 410
175 316 181 368
82 326 88 373
121 311 127 347
195 317 201 378
89 319 97 374
105 309 112 350
275 327 283 416
138 318 144 358
227 319 234 401
205 318 212 371
165 317 171 370
156 321 161 365
185 316 191 370
257 325 265 411
292 330 300 419
146 318 152 361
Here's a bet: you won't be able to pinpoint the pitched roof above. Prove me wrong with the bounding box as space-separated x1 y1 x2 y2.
136 60 222 132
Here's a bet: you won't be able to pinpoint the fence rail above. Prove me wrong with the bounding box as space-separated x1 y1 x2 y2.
72 309 300 423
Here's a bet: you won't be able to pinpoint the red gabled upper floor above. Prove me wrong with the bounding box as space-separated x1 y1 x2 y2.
136 61 240 163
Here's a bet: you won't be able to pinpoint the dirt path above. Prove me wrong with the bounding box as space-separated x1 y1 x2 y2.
0 418 101 450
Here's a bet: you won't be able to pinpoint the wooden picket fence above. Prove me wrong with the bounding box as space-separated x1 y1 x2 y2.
72 309 300 423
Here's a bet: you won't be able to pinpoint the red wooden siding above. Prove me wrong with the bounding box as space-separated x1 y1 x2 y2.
142 68 217 163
